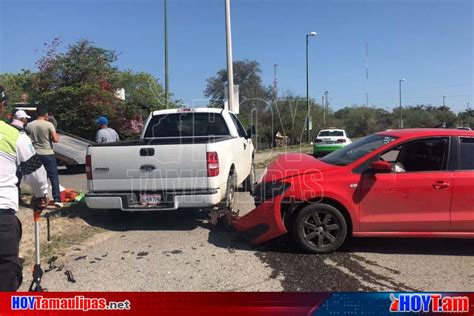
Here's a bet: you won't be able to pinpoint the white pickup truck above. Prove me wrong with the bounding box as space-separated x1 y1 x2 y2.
85 108 255 211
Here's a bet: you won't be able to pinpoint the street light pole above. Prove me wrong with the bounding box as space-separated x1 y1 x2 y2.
322 95 325 127
306 31 317 143
164 0 169 109
225 0 235 112
443 95 447 127
399 78 405 128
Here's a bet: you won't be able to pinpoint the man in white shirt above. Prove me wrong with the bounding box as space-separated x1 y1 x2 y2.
95 116 120 143
0 86 49 291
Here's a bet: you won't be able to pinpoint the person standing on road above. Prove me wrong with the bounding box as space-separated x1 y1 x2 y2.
0 85 49 291
26 106 62 208
10 110 30 131
95 116 120 144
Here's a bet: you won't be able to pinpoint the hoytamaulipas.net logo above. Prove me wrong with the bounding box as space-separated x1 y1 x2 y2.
11 295 131 311
390 293 469 313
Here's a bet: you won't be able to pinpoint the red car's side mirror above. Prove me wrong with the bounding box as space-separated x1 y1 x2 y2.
371 160 392 173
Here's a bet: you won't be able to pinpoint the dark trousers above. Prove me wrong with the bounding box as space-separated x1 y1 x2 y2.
38 154 61 202
0 210 22 291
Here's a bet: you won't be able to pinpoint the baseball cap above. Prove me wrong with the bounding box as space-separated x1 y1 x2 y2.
15 110 31 119
96 116 109 125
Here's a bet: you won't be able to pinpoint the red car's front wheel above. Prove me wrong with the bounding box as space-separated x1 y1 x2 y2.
292 203 348 254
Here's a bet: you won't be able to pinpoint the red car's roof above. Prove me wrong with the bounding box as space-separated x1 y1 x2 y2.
376 128 473 139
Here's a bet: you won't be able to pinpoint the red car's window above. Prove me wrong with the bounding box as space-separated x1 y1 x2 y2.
460 138 474 170
321 134 397 166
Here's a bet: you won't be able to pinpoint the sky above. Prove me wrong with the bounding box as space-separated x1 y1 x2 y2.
0 0 472 112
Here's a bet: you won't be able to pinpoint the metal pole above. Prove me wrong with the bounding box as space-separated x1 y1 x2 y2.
306 35 310 142
164 0 169 109
322 95 325 127
225 0 234 111
399 80 403 128
443 96 447 127
365 42 369 107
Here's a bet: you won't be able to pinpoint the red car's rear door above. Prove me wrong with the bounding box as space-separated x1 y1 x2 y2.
358 137 452 232
451 137 474 232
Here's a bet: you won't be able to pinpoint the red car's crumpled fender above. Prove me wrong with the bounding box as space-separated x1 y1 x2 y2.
232 195 287 244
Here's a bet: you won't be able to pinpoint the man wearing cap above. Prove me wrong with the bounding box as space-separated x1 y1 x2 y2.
0 85 49 291
10 110 32 201
26 106 62 208
10 110 31 131
95 116 120 144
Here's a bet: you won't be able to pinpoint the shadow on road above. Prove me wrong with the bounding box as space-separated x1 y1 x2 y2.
54 202 210 232
342 237 474 256
56 201 474 257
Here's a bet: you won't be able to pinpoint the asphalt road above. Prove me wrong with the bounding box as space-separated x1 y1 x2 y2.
38 171 474 291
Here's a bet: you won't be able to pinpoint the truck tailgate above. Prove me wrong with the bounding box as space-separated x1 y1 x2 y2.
89 142 209 192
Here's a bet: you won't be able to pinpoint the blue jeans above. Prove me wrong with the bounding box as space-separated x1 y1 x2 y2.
38 155 61 203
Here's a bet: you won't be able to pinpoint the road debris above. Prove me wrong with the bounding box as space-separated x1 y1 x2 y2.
74 255 87 261
47 256 58 270
64 270 76 283
163 250 182 255
137 251 149 257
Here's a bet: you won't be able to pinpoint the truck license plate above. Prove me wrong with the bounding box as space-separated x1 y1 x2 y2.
140 193 162 206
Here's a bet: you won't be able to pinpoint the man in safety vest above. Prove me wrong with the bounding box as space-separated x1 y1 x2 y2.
0 85 49 291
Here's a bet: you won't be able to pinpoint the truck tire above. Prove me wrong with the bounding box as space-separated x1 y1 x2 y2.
243 161 256 194
222 173 236 209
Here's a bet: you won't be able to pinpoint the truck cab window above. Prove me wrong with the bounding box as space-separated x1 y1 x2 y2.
144 113 229 138
229 113 248 138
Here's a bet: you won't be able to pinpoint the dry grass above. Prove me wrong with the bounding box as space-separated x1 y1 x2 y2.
17 200 105 267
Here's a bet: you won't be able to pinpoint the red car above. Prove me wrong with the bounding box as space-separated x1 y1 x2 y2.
233 129 474 253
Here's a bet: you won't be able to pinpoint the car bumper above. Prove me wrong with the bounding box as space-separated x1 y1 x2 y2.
313 144 345 157
85 189 222 211
232 195 287 244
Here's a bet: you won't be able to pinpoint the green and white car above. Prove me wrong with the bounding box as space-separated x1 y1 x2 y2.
313 128 351 157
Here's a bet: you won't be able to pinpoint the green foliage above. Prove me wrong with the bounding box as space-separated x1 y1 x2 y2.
0 71 35 109
458 109 474 128
204 60 272 125
1 39 173 140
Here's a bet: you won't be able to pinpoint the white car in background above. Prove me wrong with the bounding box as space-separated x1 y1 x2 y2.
313 128 352 157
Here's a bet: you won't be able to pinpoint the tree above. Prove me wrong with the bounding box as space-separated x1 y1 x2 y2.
0 71 35 109
204 60 272 126
458 108 474 128
23 39 172 140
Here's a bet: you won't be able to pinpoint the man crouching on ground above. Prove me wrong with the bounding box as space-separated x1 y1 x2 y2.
0 85 49 291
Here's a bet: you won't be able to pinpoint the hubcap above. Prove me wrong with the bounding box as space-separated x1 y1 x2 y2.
302 210 340 249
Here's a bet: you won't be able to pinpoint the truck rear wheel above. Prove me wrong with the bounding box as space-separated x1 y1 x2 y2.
243 161 256 194
222 173 236 209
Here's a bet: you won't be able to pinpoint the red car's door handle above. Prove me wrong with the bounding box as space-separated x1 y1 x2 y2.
433 181 450 189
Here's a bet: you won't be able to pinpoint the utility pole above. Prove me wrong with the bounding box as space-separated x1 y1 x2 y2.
164 0 169 108
305 31 317 143
224 0 234 111
324 91 329 127
399 79 406 128
365 42 369 107
322 95 325 127
273 64 279 104
442 95 447 128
